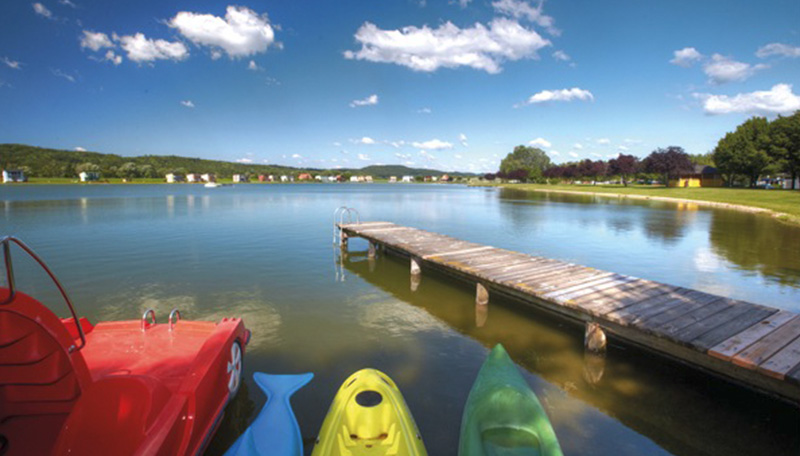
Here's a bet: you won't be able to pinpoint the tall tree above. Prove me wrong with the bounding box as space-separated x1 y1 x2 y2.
643 146 693 186
499 145 551 182
770 111 800 189
608 154 640 186
712 117 771 187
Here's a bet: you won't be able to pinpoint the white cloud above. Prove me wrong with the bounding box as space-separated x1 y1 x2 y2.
350 94 379 108
417 107 432 114
358 136 375 145
756 43 800 59
1 57 21 70
247 60 262 71
528 137 551 148
617 145 629 151
80 31 114 51
395 152 411 159
518 87 593 106
491 0 559 36
454 154 464 159
332 141 341 147
459 133 468 147
236 157 253 163
703 54 766 85
344 18 550 74
180 100 195 108
59 0 77 8
358 153 371 161
419 150 436 160
389 140 406 148
291 153 303 159
412 139 453 150
697 83 800 115
552 50 570 61
74 146 86 151
457 0 471 8
573 143 583 149
169 6 276 59
51 68 75 82
33 3 52 19
596 138 610 145
568 151 579 158
670 47 703 67
104 50 122 65
118 33 189 62
548 150 560 156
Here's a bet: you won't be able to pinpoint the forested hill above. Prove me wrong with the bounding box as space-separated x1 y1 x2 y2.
0 144 474 179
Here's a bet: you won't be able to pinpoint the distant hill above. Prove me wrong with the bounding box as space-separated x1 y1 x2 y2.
0 144 476 179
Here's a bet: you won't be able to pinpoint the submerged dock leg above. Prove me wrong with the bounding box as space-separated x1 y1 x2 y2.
410 257 421 276
368 242 376 259
585 322 607 354
340 232 349 251
476 283 489 306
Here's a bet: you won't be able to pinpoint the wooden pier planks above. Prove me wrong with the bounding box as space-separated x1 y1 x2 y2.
339 222 800 401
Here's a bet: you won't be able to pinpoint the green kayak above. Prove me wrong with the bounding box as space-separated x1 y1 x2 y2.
459 344 563 456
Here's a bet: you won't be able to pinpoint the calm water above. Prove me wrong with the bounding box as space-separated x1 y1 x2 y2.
1 184 799 455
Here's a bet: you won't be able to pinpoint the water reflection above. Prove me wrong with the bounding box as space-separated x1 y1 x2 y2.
343 253 800 456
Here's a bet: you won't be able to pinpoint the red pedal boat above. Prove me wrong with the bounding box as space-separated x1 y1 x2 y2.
0 236 250 456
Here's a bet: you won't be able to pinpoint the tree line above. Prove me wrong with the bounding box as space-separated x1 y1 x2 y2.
487 111 799 189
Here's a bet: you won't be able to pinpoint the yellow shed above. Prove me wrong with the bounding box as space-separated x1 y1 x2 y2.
669 165 724 188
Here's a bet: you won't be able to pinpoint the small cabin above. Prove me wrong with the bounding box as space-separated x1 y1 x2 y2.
389 176 397 183
401 175 414 183
669 165 724 188
350 176 359 182
186 173 200 183
232 174 248 183
201 173 216 183
298 173 312 181
315 175 323 181
79 171 100 182
440 174 451 182
166 173 184 183
258 174 268 182
365 176 373 183
280 175 289 182
328 176 338 182
2 169 26 183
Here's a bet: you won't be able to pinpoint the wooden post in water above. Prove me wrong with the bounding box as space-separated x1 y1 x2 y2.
585 322 607 354
476 283 489 306
340 231 348 251
410 257 421 276
368 242 376 259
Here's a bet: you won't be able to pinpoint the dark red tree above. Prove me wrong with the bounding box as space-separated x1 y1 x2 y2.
608 154 641 186
643 146 693 186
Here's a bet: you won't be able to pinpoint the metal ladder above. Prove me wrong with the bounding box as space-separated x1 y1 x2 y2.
333 206 360 245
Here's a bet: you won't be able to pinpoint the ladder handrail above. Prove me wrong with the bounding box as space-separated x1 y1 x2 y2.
333 207 361 244
0 236 86 352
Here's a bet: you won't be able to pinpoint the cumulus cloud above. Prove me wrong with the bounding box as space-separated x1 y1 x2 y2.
103 50 123 65
596 138 610 145
358 153 371 161
395 152 411 159
573 143 583 149
180 100 195 108
417 107 432 114
412 139 453 150
703 54 766 85
548 150 560 156
528 137 551 148
517 87 594 106
118 33 189 62
357 137 375 145
419 150 436 160
756 43 800 59
51 68 75 82
291 153 303 159
80 31 114 51
247 60 262 71
1 57 21 70
696 83 800 115
350 94 378 108
33 3 52 19
459 133 468 147
389 140 406 148
617 145 629 151
670 47 703 67
59 0 77 8
552 50 570 61
344 18 550 74
74 146 86 151
236 157 253 163
491 0 559 36
169 6 277 59
568 151 579 158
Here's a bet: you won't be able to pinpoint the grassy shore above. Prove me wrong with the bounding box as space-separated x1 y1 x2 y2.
472 182 800 223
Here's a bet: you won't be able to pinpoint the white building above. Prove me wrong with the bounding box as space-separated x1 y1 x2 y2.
79 171 100 182
401 175 414 183
165 173 184 183
350 176 359 182
280 175 289 182
365 176 373 183
327 176 337 182
232 174 248 183
186 173 200 183
782 177 800 190
201 173 216 183
2 169 26 183
389 176 397 183
315 175 323 181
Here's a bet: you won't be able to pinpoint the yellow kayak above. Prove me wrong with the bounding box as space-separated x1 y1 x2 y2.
311 368 428 456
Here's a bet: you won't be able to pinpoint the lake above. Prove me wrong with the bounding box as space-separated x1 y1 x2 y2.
2 183 799 455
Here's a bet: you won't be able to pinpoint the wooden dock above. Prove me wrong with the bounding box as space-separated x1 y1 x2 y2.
339 221 800 403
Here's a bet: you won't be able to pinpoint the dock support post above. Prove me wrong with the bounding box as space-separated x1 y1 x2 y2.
340 232 349 251
410 257 421 276
585 322 607 354
476 283 489 306
368 242 376 259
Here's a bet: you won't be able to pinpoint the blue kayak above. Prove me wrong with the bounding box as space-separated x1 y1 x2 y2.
225 372 313 456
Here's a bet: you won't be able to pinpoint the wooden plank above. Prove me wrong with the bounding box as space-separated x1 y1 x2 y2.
670 303 759 344
634 292 723 332
533 271 616 293
787 362 800 386
708 310 797 361
572 280 664 312
689 307 779 352
486 259 558 281
656 299 735 336
355 226 410 234
587 283 678 317
423 246 493 260
606 288 695 324
548 276 639 303
757 334 800 380
732 316 800 369
500 262 574 283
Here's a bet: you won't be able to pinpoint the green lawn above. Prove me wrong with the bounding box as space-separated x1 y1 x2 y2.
473 182 800 222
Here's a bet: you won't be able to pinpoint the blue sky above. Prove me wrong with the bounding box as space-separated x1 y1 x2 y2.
1 0 799 172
